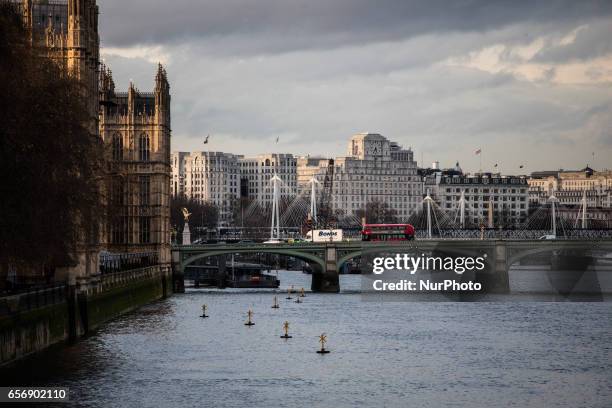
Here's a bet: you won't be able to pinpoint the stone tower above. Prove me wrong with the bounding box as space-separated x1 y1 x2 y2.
16 0 102 284
18 0 100 136
67 0 100 133
99 64 172 264
15 0 171 278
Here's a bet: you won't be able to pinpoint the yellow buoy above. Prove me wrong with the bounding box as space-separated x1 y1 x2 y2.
316 333 330 354
280 321 292 339
244 309 255 326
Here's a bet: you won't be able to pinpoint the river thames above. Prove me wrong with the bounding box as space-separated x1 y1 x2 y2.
2 272 611 407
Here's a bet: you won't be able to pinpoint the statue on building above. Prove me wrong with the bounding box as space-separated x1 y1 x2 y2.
181 207 192 223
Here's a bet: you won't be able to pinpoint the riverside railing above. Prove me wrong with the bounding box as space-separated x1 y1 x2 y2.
97 266 163 292
0 284 67 316
99 251 159 274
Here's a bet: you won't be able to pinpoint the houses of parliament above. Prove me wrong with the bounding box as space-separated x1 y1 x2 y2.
15 0 172 281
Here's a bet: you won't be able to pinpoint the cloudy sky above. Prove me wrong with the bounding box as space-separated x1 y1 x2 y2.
99 0 612 173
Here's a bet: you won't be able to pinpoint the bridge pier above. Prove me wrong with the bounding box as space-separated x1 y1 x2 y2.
171 249 185 293
476 241 510 294
493 242 510 293
217 254 227 289
311 246 340 293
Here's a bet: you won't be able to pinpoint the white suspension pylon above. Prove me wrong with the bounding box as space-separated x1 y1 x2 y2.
424 192 433 239
549 195 558 238
270 173 282 241
309 177 319 225
581 189 587 229
459 190 466 229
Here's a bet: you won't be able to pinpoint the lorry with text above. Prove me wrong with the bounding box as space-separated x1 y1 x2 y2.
306 229 343 242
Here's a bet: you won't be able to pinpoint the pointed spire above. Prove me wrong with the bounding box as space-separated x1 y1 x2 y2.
156 62 164 80
45 14 55 45
99 64 115 94
155 62 169 88
155 63 170 98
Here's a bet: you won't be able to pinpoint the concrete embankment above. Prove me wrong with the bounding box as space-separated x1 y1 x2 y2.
0 266 172 366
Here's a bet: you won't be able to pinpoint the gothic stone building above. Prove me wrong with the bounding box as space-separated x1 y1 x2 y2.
99 65 172 264
14 0 101 282
16 0 172 273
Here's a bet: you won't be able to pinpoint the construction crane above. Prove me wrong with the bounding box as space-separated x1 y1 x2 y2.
317 159 336 228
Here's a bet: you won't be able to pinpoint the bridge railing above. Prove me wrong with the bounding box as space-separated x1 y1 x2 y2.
414 229 612 240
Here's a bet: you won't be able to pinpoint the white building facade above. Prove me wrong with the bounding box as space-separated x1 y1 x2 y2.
297 133 423 220
171 151 241 225
239 154 298 206
528 168 612 208
436 174 529 227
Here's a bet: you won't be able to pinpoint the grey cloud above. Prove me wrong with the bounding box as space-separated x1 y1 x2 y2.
100 0 612 54
100 2 612 173
532 19 612 63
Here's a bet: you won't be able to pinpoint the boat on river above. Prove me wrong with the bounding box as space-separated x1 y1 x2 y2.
226 262 280 288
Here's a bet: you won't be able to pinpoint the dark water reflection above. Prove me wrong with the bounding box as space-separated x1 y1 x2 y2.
2 272 612 408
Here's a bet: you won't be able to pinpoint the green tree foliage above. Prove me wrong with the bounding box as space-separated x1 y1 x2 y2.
355 200 399 224
0 3 103 268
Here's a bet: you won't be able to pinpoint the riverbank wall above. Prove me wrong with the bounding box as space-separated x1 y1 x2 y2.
0 265 172 366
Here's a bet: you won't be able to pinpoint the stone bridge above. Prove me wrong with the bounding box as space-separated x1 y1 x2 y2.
171 239 612 293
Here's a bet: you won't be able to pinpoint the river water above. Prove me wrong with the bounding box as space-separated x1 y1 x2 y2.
2 272 612 408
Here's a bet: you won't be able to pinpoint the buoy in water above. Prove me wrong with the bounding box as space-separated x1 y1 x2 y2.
316 333 330 354
244 309 255 326
280 321 292 339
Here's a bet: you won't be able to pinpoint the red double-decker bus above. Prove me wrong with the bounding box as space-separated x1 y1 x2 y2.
361 224 415 241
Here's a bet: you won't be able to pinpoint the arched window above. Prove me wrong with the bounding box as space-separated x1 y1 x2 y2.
111 176 124 205
112 133 123 161
139 176 150 206
139 134 150 161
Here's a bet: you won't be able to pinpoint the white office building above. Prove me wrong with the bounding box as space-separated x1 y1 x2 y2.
297 133 423 220
239 154 298 206
171 151 241 225
436 173 529 227
528 167 612 208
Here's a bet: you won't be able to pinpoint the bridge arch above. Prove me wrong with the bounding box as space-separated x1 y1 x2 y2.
337 250 362 273
179 248 326 274
506 243 604 268
336 245 492 273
